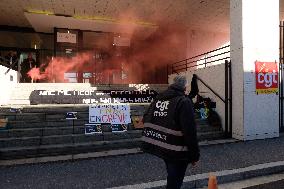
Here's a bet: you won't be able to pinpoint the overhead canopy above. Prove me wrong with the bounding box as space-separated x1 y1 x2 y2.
24 12 158 39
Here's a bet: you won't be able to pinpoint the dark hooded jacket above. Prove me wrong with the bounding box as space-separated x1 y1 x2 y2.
142 84 200 162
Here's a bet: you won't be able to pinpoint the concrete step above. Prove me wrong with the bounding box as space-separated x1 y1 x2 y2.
198 130 225 141
6 120 88 129
0 124 142 138
0 126 85 138
0 122 220 139
7 99 30 105
2 113 88 122
0 106 201 121
0 106 147 114
196 124 221 132
0 129 225 160
0 104 148 114
0 138 141 160
0 130 142 148
0 101 224 161
0 128 222 149
2 120 214 131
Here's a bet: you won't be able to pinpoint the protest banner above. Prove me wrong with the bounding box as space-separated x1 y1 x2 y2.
89 104 131 124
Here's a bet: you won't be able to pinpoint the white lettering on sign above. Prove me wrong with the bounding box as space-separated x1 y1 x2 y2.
57 32 77 44
257 71 278 88
39 91 47 95
38 90 96 96
48 91 55 95
57 90 71 95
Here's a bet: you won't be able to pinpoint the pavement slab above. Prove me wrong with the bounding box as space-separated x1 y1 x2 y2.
0 136 284 189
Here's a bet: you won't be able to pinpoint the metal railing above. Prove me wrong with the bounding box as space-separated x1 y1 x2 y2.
168 45 230 74
167 46 232 136
0 55 19 74
194 60 232 137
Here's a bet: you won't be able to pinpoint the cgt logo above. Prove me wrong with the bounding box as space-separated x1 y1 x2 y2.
154 100 169 117
156 101 169 111
257 71 277 87
255 61 278 94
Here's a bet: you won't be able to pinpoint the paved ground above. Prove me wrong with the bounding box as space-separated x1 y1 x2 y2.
246 180 284 189
202 172 284 189
0 136 284 189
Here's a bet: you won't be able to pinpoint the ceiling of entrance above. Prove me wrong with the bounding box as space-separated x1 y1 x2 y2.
0 0 283 35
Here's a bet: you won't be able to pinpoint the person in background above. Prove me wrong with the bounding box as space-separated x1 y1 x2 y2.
20 53 36 83
188 74 199 99
4 51 18 71
0 52 8 67
142 75 200 189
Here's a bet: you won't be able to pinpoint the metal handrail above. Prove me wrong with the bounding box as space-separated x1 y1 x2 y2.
166 47 232 136
174 45 230 65
174 56 230 73
194 74 225 103
192 60 232 137
168 45 230 74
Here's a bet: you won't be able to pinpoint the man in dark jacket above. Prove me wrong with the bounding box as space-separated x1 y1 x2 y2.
142 75 200 189
5 51 18 71
20 53 36 83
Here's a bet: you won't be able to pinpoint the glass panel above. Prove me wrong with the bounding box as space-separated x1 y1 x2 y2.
0 31 53 50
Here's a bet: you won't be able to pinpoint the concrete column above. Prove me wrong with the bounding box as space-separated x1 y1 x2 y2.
230 0 279 140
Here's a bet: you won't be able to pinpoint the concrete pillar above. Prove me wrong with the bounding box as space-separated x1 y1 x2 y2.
230 0 279 140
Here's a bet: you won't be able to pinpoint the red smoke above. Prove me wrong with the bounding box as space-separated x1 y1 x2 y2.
28 18 187 84
27 53 92 82
45 53 92 82
128 24 187 83
27 67 46 81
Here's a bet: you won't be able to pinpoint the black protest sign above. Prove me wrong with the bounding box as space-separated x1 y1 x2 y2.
85 124 102 134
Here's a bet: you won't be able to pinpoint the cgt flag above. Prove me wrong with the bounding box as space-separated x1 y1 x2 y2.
255 61 278 94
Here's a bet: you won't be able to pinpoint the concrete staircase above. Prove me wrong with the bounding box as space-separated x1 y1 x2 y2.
0 104 224 160
0 83 224 161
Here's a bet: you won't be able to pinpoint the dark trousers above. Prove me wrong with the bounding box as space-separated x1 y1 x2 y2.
164 159 189 189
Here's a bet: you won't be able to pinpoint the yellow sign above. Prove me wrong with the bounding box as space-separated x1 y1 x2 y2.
256 88 278 94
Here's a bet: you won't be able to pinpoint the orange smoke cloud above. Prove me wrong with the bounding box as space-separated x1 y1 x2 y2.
27 67 46 81
26 53 92 82
30 11 187 84
127 24 187 83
